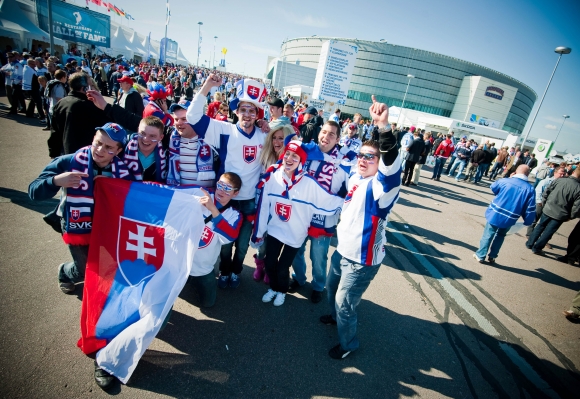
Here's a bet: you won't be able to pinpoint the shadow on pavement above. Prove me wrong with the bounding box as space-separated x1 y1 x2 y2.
397 197 441 213
389 220 479 253
401 187 449 204
414 182 490 208
489 263 580 291
0 187 58 215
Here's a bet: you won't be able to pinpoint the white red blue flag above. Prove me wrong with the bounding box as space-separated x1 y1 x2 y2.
77 179 204 383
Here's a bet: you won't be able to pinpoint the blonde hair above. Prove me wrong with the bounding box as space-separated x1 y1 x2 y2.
214 92 222 102
260 125 295 170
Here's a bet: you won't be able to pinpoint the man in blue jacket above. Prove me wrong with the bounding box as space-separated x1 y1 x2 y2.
473 164 536 263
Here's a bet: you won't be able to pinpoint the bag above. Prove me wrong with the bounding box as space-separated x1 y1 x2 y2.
426 155 436 168
44 79 63 98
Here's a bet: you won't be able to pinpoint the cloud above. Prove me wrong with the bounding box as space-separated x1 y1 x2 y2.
283 11 329 28
545 124 557 130
543 116 580 132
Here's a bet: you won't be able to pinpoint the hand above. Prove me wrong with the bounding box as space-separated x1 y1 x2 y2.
158 98 168 113
53 171 89 188
198 188 218 214
250 238 263 249
202 73 221 95
86 89 107 110
257 119 270 133
368 95 389 129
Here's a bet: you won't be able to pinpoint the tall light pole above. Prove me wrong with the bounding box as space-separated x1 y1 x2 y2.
212 36 218 69
162 0 169 65
520 46 572 150
554 115 570 145
396 74 414 127
196 22 203 67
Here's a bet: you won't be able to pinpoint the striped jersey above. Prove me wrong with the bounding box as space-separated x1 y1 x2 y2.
336 154 402 265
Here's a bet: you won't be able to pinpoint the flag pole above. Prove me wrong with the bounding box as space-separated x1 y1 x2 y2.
163 0 169 65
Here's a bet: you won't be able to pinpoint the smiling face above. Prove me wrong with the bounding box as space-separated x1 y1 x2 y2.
235 102 258 130
173 108 196 139
318 123 339 153
272 129 285 155
282 150 301 175
215 175 240 206
137 122 163 155
357 145 379 178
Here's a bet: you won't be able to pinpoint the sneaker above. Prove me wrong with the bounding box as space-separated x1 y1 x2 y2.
319 314 337 325
487 257 496 264
262 289 277 303
329 344 351 360
273 292 286 306
472 253 484 263
311 290 323 303
42 126 50 131
455 178 460 182
218 273 230 289
229 273 240 288
288 278 301 293
58 264 75 294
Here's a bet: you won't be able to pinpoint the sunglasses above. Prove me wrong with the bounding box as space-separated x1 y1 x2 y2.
356 153 377 161
216 181 237 193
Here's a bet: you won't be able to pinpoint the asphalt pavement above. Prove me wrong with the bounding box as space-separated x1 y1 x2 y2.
0 96 578 399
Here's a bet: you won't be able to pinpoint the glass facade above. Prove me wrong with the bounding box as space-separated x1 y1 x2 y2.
279 38 537 135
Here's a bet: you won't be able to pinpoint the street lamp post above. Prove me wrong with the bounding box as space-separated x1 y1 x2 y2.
196 22 203 67
396 74 414 127
554 115 570 145
520 46 572 150
213 36 217 69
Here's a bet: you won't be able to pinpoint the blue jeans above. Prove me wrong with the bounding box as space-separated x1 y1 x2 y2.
60 244 89 284
527 213 563 252
432 157 446 179
489 162 504 180
448 158 467 178
326 250 381 352
189 270 217 308
219 198 255 275
474 163 489 183
291 235 332 292
475 222 510 260
445 156 456 174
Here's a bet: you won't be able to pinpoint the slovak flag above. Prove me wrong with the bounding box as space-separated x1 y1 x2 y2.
78 179 204 383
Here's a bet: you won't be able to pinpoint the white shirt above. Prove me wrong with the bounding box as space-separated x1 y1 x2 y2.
178 136 215 187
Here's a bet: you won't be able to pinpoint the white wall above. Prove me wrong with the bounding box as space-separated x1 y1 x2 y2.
271 61 317 93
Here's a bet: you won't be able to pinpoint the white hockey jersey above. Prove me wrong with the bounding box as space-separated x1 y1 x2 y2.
186 92 266 200
336 154 402 266
253 170 344 248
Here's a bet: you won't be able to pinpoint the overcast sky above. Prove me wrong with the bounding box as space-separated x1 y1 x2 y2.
79 0 579 153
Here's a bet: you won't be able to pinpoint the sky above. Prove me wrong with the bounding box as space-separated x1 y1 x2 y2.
79 0 579 154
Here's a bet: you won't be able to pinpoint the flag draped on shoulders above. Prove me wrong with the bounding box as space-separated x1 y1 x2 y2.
78 179 204 384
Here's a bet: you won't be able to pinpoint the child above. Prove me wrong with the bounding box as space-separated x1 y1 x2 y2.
28 123 134 295
122 116 167 183
251 140 344 307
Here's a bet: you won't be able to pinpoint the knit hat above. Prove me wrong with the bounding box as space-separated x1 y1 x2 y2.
229 79 268 111
410 126 416 132
146 82 168 100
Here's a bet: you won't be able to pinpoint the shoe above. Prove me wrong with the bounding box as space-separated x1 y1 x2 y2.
8 110 17 115
39 118 47 124
329 344 351 359
525 244 532 249
455 178 460 182
563 310 580 320
311 290 323 303
556 256 576 265
487 257 496 264
42 126 50 131
288 278 301 293
218 273 230 289
262 289 277 303
94 361 115 390
229 273 240 288
532 250 544 256
58 264 76 294
252 254 266 281
319 314 337 325
436 177 440 181
473 253 484 263
273 292 286 306
410 182 417 186
403 183 409 187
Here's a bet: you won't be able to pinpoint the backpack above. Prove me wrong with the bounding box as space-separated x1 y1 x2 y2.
432 138 443 154
44 79 64 98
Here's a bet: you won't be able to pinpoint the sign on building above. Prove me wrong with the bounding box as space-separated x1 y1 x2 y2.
470 114 501 129
312 40 358 105
36 0 111 47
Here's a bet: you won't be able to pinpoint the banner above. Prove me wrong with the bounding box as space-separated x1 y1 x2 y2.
160 38 178 65
312 40 358 105
469 114 501 129
36 0 111 47
146 32 151 63
78 179 204 383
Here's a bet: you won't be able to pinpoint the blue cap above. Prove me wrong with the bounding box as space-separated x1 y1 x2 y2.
169 99 191 113
95 123 127 146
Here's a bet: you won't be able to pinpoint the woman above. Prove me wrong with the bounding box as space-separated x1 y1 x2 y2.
253 119 296 283
215 102 230 122
206 92 223 118
173 79 182 103
251 140 343 306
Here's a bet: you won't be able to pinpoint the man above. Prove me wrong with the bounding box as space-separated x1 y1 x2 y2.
526 167 566 236
283 103 300 132
321 95 400 359
447 136 472 181
533 159 552 188
464 144 486 183
474 142 495 184
329 108 341 123
339 123 363 154
7 52 26 114
316 109 325 128
143 82 174 127
267 97 284 121
557 220 580 266
473 165 535 263
402 128 425 186
186 74 269 289
483 142 498 178
48 72 110 158
300 106 321 144
445 135 466 175
290 120 353 303
504 149 525 178
122 116 167 183
431 133 455 181
489 146 508 180
527 166 580 255
117 75 144 117
23 58 46 122
166 100 217 187
109 65 122 100
525 153 538 170
81 60 92 75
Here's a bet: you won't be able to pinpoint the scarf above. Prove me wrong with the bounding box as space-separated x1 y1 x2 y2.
256 159 304 198
123 133 167 183
166 127 216 186
63 146 131 246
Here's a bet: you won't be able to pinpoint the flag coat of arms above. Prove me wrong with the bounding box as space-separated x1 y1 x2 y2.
78 179 204 383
